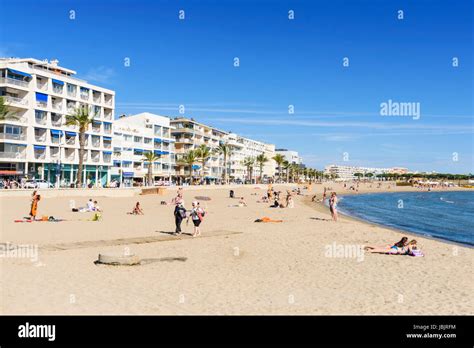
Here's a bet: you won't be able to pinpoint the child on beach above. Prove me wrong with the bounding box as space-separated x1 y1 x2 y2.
129 202 144 215
238 197 247 207
188 201 205 237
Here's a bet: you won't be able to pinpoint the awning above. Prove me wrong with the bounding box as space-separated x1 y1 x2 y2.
0 170 24 175
122 161 132 164
35 92 48 102
34 145 46 150
123 172 134 177
192 165 201 170
52 79 64 86
92 120 102 125
50 129 63 136
103 136 112 141
7 68 32 78
154 138 162 143
65 131 77 137
103 122 112 125
161 151 169 155
134 149 144 153
154 150 163 155
113 147 121 151
103 151 112 155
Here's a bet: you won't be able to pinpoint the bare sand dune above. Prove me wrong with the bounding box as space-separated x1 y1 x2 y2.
1 183 472 315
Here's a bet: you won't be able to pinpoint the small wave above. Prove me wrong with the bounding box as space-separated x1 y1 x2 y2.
440 197 455 204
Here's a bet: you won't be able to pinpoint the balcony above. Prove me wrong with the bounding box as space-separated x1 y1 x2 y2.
67 90 76 98
0 77 29 89
36 101 48 108
35 116 47 125
4 96 28 107
0 132 26 141
50 149 60 160
104 127 112 135
103 142 112 149
52 103 63 111
93 96 102 104
80 93 89 101
65 137 76 146
35 134 46 142
34 151 46 160
104 98 113 106
64 154 75 162
103 111 113 120
0 151 26 159
52 86 63 95
91 140 100 148
92 126 101 133
91 156 100 163
36 83 47 91
51 117 62 127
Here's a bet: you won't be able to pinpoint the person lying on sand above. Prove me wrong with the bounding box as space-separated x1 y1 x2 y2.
365 237 420 255
128 202 144 215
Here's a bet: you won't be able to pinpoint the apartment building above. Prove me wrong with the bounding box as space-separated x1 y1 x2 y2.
275 148 302 165
324 165 409 180
170 117 227 182
226 133 275 182
0 58 115 186
111 112 175 186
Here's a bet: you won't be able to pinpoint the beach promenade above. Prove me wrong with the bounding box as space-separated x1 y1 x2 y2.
1 183 472 315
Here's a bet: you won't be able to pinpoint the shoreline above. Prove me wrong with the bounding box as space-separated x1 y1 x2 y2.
303 187 473 249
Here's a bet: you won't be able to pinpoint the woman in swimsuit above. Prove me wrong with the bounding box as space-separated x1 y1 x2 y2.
329 192 338 221
365 237 409 254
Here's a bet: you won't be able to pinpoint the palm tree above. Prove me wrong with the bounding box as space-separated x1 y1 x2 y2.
242 156 255 183
272 154 285 183
195 144 212 183
283 160 291 183
143 152 160 186
256 154 269 183
65 106 96 187
0 96 17 121
179 149 198 185
215 142 233 184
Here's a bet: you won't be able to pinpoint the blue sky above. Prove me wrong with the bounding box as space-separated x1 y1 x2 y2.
1 0 472 173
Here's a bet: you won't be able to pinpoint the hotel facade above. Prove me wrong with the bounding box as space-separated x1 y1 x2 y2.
324 164 409 180
111 112 175 186
0 58 115 186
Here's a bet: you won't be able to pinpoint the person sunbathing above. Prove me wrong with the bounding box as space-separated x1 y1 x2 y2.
128 202 144 215
238 197 247 207
365 237 419 255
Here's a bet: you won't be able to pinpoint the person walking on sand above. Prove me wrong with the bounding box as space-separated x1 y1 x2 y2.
174 202 187 235
188 201 205 237
29 192 41 220
329 192 338 222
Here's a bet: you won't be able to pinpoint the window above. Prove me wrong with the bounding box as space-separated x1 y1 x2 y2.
144 137 152 144
123 134 133 142
134 136 142 143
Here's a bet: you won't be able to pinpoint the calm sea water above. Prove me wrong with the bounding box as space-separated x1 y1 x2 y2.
337 191 474 246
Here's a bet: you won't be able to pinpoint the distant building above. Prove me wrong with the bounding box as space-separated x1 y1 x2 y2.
324 164 409 180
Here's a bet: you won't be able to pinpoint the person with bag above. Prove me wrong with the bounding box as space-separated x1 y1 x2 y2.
188 201 205 237
174 203 187 235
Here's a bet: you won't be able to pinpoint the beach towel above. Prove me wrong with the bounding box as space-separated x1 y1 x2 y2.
254 217 283 223
409 250 424 257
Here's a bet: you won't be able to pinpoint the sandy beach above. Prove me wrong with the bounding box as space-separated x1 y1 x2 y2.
1 183 472 315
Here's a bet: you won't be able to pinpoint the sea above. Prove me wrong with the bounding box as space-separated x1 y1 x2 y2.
337 191 474 247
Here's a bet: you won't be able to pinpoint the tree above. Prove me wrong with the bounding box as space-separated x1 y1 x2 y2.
65 106 96 187
283 160 291 182
143 152 160 186
215 142 233 184
272 154 285 183
354 172 363 180
179 149 198 185
242 156 255 183
0 96 17 121
256 154 268 183
195 144 212 183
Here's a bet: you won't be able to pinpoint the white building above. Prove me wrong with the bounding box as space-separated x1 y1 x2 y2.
227 133 275 182
275 148 302 165
112 112 175 186
324 164 409 180
0 58 115 186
